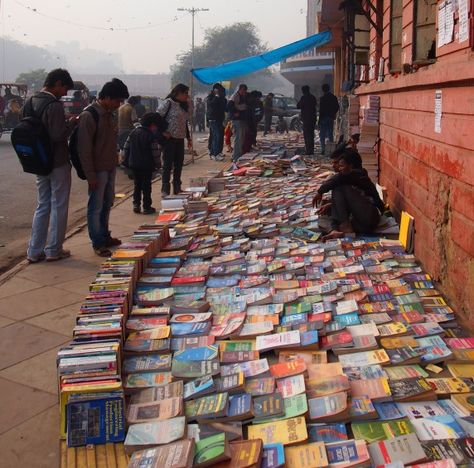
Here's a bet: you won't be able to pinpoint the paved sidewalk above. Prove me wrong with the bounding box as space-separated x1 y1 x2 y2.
0 151 228 468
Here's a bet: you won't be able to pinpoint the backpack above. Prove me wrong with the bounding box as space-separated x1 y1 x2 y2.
69 106 99 180
11 95 56 176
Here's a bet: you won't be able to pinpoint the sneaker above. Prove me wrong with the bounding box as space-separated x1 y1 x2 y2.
216 154 225 161
143 207 156 215
133 206 141 214
209 154 215 160
46 249 71 262
27 252 46 264
105 237 122 247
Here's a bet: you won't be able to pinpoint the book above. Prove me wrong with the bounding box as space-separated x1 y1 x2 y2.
411 415 467 440
253 393 285 421
124 416 187 454
256 330 300 351
325 439 371 467
130 381 184 404
276 374 306 399
123 354 172 374
127 397 183 424
389 378 437 402
350 377 392 403
185 393 229 421
261 443 285 468
351 419 415 443
228 439 263 467
368 433 427 466
125 372 173 392
284 442 328 467
183 376 215 400
307 423 348 443
246 416 308 446
307 392 349 422
127 439 195 468
194 433 232 467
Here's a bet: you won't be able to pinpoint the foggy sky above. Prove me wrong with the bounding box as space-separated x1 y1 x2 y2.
2 0 307 74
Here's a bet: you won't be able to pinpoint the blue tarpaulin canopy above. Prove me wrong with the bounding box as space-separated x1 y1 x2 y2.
192 30 333 85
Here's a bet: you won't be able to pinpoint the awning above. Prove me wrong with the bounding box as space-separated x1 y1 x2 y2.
192 30 333 85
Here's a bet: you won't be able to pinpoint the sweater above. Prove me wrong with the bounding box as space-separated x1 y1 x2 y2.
158 98 190 140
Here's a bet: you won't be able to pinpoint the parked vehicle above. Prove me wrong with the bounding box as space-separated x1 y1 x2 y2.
0 83 27 138
61 81 90 118
259 94 302 132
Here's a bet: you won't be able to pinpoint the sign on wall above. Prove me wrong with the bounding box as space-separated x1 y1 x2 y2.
434 90 442 134
458 0 470 43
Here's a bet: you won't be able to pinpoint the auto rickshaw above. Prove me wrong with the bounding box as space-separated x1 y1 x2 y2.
0 83 28 138
61 81 90 118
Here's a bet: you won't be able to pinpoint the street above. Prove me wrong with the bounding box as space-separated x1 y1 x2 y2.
0 135 135 274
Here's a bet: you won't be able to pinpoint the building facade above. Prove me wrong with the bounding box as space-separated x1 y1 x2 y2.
318 0 474 323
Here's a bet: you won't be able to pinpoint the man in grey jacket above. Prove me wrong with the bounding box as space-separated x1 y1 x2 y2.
77 78 129 257
24 68 76 263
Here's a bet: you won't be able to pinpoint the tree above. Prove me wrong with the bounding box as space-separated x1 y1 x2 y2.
171 22 268 94
15 69 48 91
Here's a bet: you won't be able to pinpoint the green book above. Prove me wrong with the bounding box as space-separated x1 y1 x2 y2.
351 418 415 443
256 393 308 423
194 433 231 467
285 302 312 315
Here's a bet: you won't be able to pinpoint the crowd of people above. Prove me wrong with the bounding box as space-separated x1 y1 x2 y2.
14 67 382 266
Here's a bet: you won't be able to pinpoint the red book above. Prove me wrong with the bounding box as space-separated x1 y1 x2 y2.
171 276 206 286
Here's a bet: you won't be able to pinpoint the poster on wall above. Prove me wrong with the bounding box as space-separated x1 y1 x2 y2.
434 90 442 134
458 0 470 43
438 0 455 47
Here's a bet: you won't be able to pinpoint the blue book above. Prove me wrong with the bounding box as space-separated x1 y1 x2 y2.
370 293 394 302
326 440 359 464
334 312 361 326
373 402 405 420
227 393 252 419
66 396 125 447
261 443 285 468
150 257 181 265
308 423 348 443
281 313 307 326
171 322 211 336
207 277 240 288
300 331 319 347
173 345 218 362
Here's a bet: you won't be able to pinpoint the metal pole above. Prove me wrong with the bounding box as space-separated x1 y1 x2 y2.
177 7 209 164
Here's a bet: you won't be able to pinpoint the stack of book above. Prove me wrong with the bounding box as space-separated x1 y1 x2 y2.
348 95 360 135
58 146 474 468
358 94 381 182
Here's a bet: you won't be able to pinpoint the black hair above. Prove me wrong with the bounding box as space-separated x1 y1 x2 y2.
249 90 262 98
330 146 346 160
238 84 248 91
167 83 189 112
350 133 360 143
98 78 130 100
322 83 330 93
302 85 310 94
128 96 140 106
43 68 74 90
212 83 224 91
140 112 165 128
340 149 363 169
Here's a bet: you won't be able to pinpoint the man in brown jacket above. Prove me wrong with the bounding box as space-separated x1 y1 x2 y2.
77 78 129 256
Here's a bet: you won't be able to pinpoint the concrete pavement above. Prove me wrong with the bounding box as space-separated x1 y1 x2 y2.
0 148 228 468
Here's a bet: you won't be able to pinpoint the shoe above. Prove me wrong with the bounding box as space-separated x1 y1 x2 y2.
27 252 46 264
46 249 71 262
133 205 141 214
209 154 215 160
231 163 238 170
94 246 112 257
216 154 225 161
105 237 122 247
143 207 156 215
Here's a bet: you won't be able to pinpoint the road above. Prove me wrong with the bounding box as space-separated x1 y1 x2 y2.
0 135 135 274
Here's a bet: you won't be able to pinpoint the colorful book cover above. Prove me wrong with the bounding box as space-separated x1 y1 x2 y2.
261 443 285 468
307 423 348 443
411 415 467 440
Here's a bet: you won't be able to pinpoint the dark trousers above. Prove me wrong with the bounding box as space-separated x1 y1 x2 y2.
331 185 380 233
162 139 185 194
132 169 153 209
195 114 205 132
303 121 316 155
209 120 224 156
264 114 272 134
242 124 257 154
319 116 334 153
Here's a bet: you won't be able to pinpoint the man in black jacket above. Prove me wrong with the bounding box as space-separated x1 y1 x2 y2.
206 83 227 160
313 149 384 240
297 85 317 156
319 83 340 155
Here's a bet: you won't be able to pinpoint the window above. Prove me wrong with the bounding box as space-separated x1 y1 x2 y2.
414 0 437 63
390 0 403 71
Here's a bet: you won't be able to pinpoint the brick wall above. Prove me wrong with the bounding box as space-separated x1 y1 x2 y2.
356 0 474 324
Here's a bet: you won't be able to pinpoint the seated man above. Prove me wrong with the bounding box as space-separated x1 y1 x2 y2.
313 149 384 240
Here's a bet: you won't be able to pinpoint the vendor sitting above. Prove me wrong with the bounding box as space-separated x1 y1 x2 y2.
313 149 384 240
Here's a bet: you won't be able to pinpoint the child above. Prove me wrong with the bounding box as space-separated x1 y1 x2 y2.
224 120 233 153
123 112 168 214
276 115 289 134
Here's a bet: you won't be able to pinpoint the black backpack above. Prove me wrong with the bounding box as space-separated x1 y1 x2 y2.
11 95 56 176
69 106 99 180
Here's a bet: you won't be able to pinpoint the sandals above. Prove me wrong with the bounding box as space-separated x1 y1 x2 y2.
94 247 112 257
46 249 71 262
27 252 46 264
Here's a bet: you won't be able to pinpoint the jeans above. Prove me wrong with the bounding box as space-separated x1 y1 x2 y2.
162 139 184 194
303 121 316 155
28 163 71 258
319 116 334 153
132 169 153 209
87 169 116 248
264 114 272 134
331 185 380 233
209 120 224 157
232 120 247 162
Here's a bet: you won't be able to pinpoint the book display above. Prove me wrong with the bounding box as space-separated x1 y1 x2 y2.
56 137 474 467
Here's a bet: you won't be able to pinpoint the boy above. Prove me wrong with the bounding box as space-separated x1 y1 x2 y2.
77 78 130 257
123 112 169 214
313 149 384 240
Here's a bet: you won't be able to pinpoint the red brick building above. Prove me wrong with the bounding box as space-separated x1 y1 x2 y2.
318 0 474 322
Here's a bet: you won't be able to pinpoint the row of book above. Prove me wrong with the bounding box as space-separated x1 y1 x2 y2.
358 95 380 182
58 143 473 468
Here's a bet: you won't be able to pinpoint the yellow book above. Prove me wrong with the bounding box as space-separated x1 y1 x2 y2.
399 211 414 253
285 442 328 467
127 326 171 340
59 381 122 439
452 349 474 362
447 363 474 378
426 377 471 394
451 393 474 413
247 416 308 446
380 336 418 349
